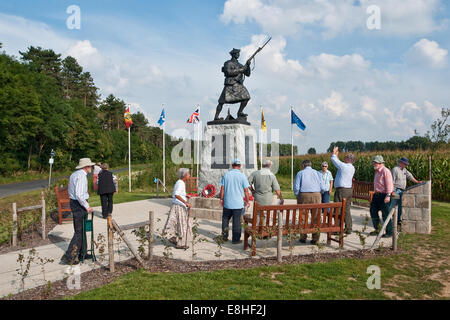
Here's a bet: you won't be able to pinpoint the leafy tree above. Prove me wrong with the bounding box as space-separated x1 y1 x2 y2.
307 147 316 155
61 56 83 99
426 108 449 143
19 46 62 84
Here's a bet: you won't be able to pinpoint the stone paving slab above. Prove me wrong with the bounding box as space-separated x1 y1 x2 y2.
0 198 391 297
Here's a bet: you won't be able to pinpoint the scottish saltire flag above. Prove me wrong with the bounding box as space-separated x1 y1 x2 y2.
291 109 306 131
187 108 200 124
261 108 267 132
157 108 165 126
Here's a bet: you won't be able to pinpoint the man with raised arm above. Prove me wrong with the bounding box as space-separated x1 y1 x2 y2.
331 146 355 235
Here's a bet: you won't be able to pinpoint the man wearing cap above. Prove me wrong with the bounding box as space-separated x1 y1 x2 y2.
214 48 251 121
248 159 284 206
60 158 95 265
390 157 423 226
219 159 251 244
369 155 394 238
294 159 327 244
331 146 355 234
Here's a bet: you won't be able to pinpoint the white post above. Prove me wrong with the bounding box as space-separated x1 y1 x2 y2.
41 192 46 240
260 106 263 170
12 203 17 246
163 107 166 188
291 107 294 190
128 126 131 193
48 159 53 188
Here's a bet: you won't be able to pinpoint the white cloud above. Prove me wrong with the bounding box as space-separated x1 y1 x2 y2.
67 40 104 69
306 53 370 78
406 38 448 68
241 35 305 76
360 96 378 124
319 91 349 116
221 0 445 38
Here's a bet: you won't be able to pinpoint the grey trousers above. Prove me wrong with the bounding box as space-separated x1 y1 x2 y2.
334 187 353 233
297 192 322 242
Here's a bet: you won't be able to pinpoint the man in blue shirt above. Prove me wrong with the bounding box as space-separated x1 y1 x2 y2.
220 159 251 244
294 160 326 244
331 146 355 234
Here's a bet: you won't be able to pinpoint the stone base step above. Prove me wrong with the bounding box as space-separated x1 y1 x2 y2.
189 197 221 210
190 208 222 221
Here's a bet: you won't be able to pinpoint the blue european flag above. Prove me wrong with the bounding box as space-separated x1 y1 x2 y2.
157 108 165 126
291 109 306 131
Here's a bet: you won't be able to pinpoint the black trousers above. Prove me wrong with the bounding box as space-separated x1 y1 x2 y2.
64 199 87 262
100 193 114 217
222 208 243 243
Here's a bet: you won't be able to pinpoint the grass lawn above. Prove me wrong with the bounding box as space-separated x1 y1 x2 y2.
70 201 450 300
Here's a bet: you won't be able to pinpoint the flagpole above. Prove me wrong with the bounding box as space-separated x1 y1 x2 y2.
128 126 131 192
260 106 263 170
291 107 293 191
196 104 200 179
162 104 166 188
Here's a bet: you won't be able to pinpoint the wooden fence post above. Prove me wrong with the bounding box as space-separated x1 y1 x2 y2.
107 216 115 273
392 207 398 252
428 155 432 181
277 211 283 263
41 192 46 240
148 211 154 260
12 203 17 247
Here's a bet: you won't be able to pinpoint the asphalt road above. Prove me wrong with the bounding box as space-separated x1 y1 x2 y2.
0 168 128 198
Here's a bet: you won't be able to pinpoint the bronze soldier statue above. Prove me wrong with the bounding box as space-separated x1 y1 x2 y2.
214 37 271 121
214 48 251 121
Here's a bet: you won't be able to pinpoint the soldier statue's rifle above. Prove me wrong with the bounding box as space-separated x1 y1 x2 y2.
246 36 272 66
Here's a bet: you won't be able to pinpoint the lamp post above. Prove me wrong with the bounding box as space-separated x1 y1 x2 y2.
48 149 55 188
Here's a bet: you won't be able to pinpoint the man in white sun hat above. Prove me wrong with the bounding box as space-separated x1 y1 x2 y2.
60 158 95 265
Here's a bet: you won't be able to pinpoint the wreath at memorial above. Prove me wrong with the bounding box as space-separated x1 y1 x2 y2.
202 184 216 198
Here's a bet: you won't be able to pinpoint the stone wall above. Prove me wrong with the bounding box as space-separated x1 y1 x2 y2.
401 181 432 234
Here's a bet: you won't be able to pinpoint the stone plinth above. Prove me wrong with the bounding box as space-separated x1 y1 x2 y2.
198 123 258 195
188 197 255 221
401 181 432 234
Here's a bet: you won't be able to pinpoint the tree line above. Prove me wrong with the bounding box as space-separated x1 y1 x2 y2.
0 43 179 174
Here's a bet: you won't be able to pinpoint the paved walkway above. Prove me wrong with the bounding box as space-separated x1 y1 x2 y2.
0 198 391 297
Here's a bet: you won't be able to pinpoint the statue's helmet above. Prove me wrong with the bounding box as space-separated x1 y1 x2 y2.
229 48 240 56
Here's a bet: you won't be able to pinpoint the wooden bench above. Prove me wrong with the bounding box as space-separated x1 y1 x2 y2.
55 186 72 224
244 200 346 256
352 179 374 203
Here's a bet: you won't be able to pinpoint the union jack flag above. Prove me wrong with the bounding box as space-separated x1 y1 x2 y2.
187 108 200 123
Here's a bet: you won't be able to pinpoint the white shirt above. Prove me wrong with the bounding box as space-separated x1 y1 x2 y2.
172 179 187 208
93 165 102 175
68 169 90 210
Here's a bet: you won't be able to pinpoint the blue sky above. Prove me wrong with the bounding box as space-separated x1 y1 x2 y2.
1 0 449 154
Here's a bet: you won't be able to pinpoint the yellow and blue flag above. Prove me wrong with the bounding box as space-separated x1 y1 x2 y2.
261 108 266 132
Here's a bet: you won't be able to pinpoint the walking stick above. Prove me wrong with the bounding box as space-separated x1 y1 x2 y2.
185 206 191 248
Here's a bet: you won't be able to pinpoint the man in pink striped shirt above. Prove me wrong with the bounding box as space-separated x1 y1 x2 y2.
369 155 394 238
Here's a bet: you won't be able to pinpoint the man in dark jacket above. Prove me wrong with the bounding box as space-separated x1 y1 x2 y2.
97 163 117 219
